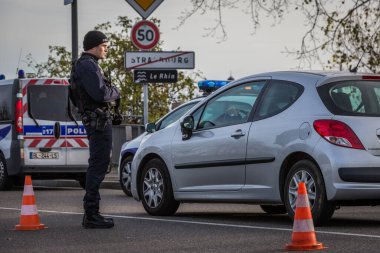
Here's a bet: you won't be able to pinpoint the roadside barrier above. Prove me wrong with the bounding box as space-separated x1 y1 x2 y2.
15 175 46 230
285 182 325 251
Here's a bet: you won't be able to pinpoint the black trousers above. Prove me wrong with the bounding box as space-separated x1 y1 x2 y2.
83 123 112 213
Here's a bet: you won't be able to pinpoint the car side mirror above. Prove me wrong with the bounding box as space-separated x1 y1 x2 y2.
180 115 194 140
145 122 156 133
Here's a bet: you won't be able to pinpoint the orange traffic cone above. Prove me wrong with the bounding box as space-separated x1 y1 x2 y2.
15 176 46 230
285 182 325 251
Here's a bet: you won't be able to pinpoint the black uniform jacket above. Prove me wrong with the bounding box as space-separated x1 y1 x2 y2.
75 53 120 105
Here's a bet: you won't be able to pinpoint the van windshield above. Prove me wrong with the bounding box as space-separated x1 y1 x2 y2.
318 80 380 116
28 85 70 121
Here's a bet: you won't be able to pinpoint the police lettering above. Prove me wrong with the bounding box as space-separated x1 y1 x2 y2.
67 127 86 135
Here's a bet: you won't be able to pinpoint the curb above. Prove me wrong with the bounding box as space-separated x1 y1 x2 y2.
32 169 121 190
33 180 121 190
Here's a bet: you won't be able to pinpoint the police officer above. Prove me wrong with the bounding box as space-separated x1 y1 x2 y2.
71 30 120 229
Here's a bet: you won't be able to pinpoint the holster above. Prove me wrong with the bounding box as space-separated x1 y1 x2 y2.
82 109 110 132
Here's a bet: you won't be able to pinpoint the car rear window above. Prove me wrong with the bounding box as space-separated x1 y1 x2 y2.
28 85 69 121
318 80 380 116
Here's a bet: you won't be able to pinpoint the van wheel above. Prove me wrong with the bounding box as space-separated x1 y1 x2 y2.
78 175 86 189
139 158 179 216
260 204 287 214
284 160 335 226
0 153 13 190
119 155 133 197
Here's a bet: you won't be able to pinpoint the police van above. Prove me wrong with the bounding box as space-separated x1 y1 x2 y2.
0 74 88 190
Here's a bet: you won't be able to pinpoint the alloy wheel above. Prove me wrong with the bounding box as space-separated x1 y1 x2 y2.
288 169 316 211
0 160 4 183
143 167 164 208
121 161 132 192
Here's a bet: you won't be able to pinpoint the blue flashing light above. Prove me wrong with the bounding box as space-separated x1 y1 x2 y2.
197 80 230 92
0 74 5 80
18 69 25 79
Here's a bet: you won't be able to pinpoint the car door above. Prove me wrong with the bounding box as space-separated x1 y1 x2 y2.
171 81 266 192
22 79 69 167
245 79 304 199
65 98 88 166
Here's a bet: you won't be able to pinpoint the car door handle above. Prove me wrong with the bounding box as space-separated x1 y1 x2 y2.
54 122 61 139
230 129 245 138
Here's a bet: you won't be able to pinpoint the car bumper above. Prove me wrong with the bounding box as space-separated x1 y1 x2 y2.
313 140 380 201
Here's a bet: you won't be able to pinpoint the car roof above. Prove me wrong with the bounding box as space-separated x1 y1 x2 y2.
236 71 380 88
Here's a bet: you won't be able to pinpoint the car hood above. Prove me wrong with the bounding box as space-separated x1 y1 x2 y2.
120 132 147 155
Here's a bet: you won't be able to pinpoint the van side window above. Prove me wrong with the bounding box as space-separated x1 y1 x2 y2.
28 85 69 122
0 85 13 121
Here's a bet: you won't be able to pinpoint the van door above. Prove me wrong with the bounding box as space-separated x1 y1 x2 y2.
22 79 73 168
65 119 88 166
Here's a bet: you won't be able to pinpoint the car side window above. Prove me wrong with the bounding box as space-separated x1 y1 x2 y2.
256 80 303 119
157 101 197 130
0 85 13 121
192 104 205 130
197 81 265 130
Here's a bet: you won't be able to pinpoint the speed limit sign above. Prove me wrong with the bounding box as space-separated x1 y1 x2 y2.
131 20 160 50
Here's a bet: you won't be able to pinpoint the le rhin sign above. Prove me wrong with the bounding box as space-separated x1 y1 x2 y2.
133 70 178 83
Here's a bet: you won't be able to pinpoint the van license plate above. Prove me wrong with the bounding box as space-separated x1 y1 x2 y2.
30 152 59 159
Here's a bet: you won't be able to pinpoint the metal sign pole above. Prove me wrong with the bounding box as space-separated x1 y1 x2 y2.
143 83 148 125
64 0 78 61
71 0 78 61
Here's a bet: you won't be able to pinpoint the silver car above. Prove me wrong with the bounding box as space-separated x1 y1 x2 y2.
131 71 380 225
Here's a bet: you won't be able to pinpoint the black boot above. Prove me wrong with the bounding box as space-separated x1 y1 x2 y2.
82 212 114 229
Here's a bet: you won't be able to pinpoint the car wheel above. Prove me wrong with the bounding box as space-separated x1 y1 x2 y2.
0 153 13 190
260 204 287 214
284 160 335 226
120 155 133 197
139 158 179 216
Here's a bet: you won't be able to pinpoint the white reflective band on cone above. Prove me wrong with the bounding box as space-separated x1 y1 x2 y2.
295 195 309 207
21 205 38 215
23 185 34 196
293 219 315 232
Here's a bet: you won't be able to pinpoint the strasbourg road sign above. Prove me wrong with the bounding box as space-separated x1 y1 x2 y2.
125 51 195 69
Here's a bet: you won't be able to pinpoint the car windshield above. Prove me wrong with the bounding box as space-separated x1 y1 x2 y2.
318 80 380 116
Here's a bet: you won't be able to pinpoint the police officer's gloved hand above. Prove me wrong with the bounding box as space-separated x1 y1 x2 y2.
112 114 122 125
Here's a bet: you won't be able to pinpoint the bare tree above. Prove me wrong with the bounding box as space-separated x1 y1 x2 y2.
179 0 380 73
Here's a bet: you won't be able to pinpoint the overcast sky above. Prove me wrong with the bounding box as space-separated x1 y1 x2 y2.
0 0 320 80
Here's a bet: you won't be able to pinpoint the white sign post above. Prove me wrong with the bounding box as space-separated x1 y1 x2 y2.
125 1 164 126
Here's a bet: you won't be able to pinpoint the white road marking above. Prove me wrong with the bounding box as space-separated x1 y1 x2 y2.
1 206 380 239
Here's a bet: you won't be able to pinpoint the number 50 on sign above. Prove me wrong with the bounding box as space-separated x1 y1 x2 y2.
131 20 160 50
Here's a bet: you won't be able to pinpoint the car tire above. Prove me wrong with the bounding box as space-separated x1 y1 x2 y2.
139 158 179 216
260 204 287 214
119 155 133 197
0 153 13 190
284 160 335 226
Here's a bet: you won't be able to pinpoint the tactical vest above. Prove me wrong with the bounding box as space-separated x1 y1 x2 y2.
69 55 111 114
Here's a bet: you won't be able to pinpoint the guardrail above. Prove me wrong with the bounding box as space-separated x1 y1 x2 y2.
112 124 144 164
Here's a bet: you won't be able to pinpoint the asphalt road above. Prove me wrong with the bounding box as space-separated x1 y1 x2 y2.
1 186 380 253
